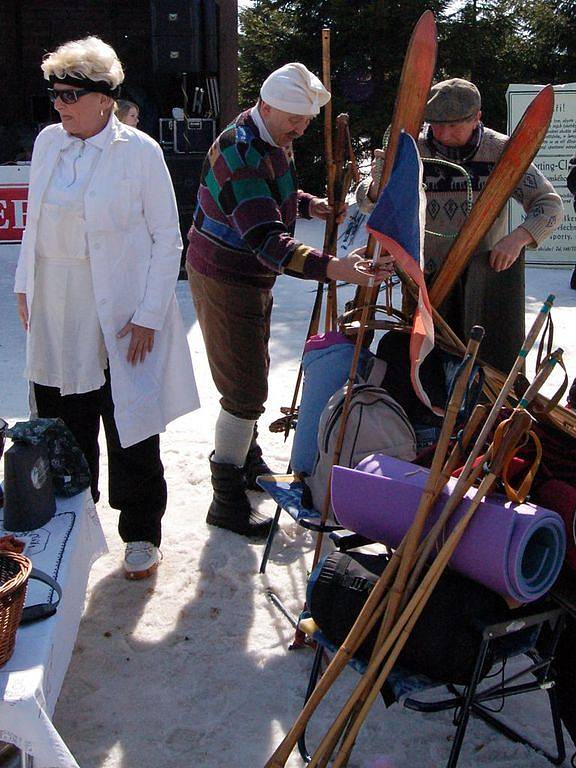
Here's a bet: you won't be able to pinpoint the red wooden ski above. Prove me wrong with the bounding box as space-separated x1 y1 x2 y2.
354 9 437 311
429 85 555 308
370 10 437 212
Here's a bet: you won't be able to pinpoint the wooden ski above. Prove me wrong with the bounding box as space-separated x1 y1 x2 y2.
429 84 555 308
353 9 437 311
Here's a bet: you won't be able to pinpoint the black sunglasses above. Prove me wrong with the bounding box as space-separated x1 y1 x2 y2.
47 88 92 105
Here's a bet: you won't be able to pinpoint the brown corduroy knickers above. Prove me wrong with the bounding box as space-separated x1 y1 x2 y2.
187 263 273 420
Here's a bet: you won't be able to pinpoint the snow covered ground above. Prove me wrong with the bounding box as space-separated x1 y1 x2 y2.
1 217 575 768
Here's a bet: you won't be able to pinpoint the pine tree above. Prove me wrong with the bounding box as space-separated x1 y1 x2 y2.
239 0 448 192
238 0 576 191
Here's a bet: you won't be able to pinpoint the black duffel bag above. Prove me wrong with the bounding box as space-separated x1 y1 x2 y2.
307 551 533 698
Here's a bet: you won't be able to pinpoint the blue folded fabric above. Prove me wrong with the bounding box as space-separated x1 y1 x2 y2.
290 333 368 476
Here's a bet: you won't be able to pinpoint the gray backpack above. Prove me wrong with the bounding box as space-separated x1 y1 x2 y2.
305 380 417 520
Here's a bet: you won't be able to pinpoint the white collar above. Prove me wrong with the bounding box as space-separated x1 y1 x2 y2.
250 106 279 147
62 113 113 151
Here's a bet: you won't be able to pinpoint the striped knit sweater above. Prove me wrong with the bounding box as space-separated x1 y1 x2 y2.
187 110 330 288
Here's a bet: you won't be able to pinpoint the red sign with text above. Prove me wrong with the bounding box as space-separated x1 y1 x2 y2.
0 184 29 244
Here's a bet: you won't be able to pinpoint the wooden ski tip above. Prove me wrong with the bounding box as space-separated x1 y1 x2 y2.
415 9 438 42
470 325 484 342
523 84 554 126
540 84 555 105
419 9 437 27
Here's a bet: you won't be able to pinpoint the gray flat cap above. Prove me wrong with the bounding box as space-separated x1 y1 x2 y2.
425 78 481 123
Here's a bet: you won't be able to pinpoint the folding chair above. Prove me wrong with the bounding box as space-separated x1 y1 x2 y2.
257 474 343 575
298 535 568 767
401 602 567 767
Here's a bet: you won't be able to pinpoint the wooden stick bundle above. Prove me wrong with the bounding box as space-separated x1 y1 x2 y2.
309 408 535 768
264 295 556 768
310 327 485 766
403 345 563 604
307 344 561 766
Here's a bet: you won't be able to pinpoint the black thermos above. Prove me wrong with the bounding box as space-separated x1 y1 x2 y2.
3 442 56 531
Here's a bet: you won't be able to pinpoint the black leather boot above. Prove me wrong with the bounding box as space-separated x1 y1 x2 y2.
207 454 273 539
243 427 273 491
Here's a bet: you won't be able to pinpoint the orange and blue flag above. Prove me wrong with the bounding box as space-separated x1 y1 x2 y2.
366 131 440 415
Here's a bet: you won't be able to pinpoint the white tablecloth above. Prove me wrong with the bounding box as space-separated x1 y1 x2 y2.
0 491 107 767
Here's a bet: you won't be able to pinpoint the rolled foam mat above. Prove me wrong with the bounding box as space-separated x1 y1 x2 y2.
331 454 566 603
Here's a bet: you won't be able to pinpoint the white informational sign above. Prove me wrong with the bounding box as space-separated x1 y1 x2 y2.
507 83 576 266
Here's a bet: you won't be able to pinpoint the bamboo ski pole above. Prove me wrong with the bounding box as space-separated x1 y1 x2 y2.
282 119 352 441
402 343 563 606
310 410 534 768
263 531 405 768
324 114 352 330
322 28 333 191
321 28 336 332
263 344 482 768
348 400 487 657
436 403 487 487
280 31 335 441
430 294 555 480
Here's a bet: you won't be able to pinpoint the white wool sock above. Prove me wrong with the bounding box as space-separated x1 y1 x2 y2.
213 409 256 467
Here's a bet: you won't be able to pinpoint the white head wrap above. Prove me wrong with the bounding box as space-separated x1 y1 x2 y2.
260 62 331 116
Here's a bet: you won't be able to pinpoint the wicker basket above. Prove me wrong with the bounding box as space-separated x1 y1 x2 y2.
0 552 32 667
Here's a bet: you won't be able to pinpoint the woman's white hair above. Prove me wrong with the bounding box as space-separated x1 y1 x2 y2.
41 36 124 88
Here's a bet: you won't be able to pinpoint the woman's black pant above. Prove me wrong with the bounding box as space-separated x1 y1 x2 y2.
33 370 167 546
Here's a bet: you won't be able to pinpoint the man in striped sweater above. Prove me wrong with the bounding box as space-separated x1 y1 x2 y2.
187 63 393 539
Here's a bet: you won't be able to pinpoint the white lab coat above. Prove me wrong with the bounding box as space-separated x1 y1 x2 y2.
15 117 199 447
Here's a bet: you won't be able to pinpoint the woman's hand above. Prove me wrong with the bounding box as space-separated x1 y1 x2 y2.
16 293 29 331
326 246 395 286
117 322 156 365
309 196 348 224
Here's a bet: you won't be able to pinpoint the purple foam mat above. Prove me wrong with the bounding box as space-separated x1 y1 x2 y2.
331 454 566 603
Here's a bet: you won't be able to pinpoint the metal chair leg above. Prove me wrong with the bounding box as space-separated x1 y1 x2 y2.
548 684 567 766
445 639 491 768
259 503 282 574
298 644 325 763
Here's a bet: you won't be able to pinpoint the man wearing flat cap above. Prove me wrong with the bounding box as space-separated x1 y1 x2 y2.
358 77 563 373
187 62 394 538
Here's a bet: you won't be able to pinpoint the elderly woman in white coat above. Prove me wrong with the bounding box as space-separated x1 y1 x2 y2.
14 36 199 579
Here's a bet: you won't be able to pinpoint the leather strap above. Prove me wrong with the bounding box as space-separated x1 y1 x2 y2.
533 350 569 413
20 568 62 624
502 430 543 504
536 312 554 371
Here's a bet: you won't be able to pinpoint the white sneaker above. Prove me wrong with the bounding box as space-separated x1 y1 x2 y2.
123 541 160 580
